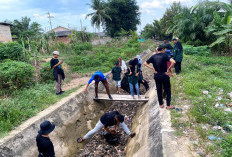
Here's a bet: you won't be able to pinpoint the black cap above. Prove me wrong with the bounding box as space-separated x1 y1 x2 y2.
115 61 119 65
38 121 55 135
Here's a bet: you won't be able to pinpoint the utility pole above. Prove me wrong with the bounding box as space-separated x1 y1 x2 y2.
47 12 54 31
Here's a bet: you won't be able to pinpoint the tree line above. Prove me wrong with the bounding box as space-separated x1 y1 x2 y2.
141 1 232 55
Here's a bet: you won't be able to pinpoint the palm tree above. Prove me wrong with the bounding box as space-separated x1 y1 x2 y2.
86 0 111 36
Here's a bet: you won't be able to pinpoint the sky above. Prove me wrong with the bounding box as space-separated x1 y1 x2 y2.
0 0 227 33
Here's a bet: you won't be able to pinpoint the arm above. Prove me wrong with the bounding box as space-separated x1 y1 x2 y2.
110 73 113 81
52 60 63 69
46 141 55 157
84 84 90 93
103 126 116 135
167 58 176 73
144 62 157 74
113 121 120 131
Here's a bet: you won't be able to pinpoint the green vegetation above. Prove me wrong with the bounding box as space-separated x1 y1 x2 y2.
66 31 141 73
104 0 140 37
0 42 28 62
171 48 232 156
0 83 80 138
0 60 35 90
141 1 232 55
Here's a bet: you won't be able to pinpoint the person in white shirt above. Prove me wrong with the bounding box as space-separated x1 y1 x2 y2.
119 57 127 73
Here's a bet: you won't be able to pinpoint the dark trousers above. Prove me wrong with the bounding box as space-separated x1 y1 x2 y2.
95 79 111 96
154 73 171 106
175 62 182 74
138 80 149 91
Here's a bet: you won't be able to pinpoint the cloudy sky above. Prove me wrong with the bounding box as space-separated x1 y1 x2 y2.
0 0 225 33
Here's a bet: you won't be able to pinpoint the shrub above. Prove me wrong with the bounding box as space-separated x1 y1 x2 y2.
40 61 54 82
184 45 210 56
0 60 35 89
0 42 28 62
71 42 92 53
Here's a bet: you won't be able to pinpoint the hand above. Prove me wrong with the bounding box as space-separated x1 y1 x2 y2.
84 88 87 93
153 69 157 74
129 72 132 76
135 73 139 77
111 130 116 135
165 72 170 76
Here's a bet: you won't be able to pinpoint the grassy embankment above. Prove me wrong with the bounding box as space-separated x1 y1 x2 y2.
170 48 232 156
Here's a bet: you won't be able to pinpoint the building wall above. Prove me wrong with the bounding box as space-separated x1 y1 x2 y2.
56 36 70 44
0 25 12 43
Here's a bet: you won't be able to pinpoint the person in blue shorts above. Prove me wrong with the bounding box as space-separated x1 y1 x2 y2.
84 71 112 99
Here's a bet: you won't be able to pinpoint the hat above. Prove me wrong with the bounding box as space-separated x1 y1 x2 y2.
38 121 55 135
115 61 119 65
53 51 59 55
158 44 167 49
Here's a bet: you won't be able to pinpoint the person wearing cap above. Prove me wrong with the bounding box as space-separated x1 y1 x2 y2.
50 51 65 95
84 71 113 99
77 111 136 143
144 44 176 109
36 121 55 157
111 62 122 94
172 38 183 74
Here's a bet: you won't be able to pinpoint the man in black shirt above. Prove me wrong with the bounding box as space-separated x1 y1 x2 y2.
50 51 65 95
77 111 136 143
36 121 55 157
144 44 176 109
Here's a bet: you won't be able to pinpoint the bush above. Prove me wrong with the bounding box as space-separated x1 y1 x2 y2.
184 45 210 56
0 42 28 62
40 61 54 82
0 60 35 89
71 42 92 53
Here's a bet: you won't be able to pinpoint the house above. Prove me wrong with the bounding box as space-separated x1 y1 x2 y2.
0 22 12 43
47 26 72 43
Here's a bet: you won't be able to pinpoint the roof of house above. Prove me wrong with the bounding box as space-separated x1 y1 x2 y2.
0 22 13 26
47 26 71 37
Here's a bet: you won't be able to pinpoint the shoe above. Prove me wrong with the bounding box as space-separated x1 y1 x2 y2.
95 96 98 99
130 133 136 138
77 137 85 143
56 92 62 95
60 91 65 93
109 95 113 100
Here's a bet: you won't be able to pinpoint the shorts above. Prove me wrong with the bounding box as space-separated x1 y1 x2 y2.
114 80 121 87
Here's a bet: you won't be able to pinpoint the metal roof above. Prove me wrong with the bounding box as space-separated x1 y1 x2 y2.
0 22 12 26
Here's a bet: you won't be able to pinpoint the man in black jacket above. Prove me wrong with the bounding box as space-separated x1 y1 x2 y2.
50 51 65 95
77 111 136 143
36 121 56 157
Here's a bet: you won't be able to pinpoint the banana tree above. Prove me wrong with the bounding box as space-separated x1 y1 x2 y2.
205 8 232 55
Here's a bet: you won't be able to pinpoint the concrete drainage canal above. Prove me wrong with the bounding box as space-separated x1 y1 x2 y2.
0 51 166 157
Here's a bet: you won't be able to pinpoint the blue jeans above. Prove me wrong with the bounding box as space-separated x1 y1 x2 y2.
129 83 139 97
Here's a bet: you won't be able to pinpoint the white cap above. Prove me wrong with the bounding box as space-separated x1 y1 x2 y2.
53 51 59 55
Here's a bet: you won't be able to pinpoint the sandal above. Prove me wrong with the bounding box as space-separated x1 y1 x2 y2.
160 104 164 108
77 137 85 143
166 106 175 110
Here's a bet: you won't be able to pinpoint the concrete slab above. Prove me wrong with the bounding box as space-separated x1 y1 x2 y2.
94 94 149 102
